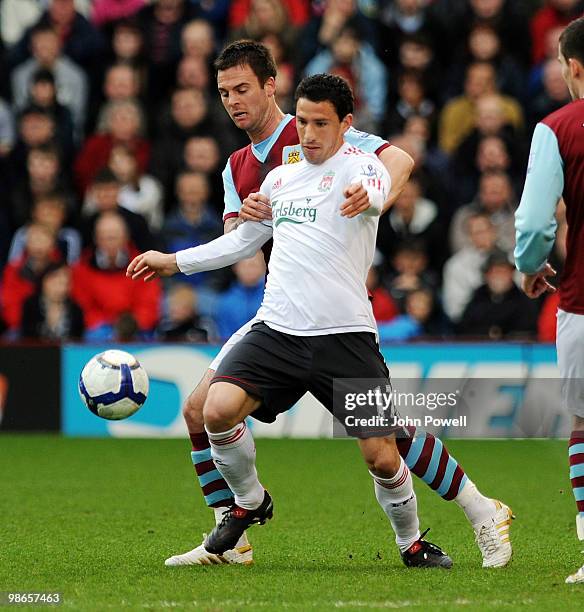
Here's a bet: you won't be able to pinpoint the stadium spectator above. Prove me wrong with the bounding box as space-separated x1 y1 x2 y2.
229 0 299 48
9 0 104 73
20 261 84 340
376 177 447 274
384 71 435 137
528 24 563 96
91 0 146 27
81 169 155 252
393 34 442 104
458 250 538 339
366 261 399 324
136 0 194 103
528 58 571 129
386 241 438 309
75 99 150 194
26 69 75 156
72 211 161 340
450 94 524 204
9 144 73 228
110 18 146 68
446 24 526 103
176 54 211 90
181 135 224 209
304 18 387 131
377 287 438 342
150 88 223 202
443 0 531 67
260 33 295 114
449 170 516 254
163 171 222 287
93 63 142 131
298 0 377 69
1 222 61 331
157 283 214 342
438 62 523 154
180 18 216 61
214 253 265 341
378 1 444 75
107 144 163 231
11 24 88 138
228 0 309 30
442 212 497 323
9 192 81 265
530 0 584 65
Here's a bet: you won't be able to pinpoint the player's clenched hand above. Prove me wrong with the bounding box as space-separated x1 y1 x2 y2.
241 192 272 222
341 183 370 218
126 250 179 282
521 263 557 299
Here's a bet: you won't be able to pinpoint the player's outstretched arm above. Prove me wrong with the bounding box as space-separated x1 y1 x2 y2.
175 216 273 276
378 145 414 214
127 251 179 282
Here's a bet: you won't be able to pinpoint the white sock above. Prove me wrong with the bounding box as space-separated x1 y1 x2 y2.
206 422 265 510
454 479 496 527
371 458 420 552
213 507 249 548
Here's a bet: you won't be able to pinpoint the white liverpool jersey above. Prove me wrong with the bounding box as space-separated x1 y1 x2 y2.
176 141 390 336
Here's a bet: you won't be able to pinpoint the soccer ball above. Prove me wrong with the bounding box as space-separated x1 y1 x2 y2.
79 350 149 420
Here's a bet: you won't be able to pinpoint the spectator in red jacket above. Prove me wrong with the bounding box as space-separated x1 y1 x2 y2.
74 99 150 194
71 211 161 340
1 223 61 330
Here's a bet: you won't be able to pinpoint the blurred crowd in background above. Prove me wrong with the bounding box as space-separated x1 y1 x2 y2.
0 0 581 344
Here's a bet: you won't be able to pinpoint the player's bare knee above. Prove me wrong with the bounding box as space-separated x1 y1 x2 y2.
182 393 205 432
574 415 584 431
203 384 242 432
182 370 213 432
360 437 401 478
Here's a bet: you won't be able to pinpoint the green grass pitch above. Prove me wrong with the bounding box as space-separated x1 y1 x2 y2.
2 436 583 611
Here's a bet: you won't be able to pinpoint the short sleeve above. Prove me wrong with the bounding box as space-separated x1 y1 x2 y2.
344 127 390 156
222 159 242 221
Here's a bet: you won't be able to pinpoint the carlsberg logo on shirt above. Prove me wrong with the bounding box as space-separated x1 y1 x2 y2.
271 199 317 227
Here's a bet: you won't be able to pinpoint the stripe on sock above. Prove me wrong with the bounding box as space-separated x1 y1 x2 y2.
424 437 444 484
190 449 233 508
569 432 584 513
400 427 467 501
569 443 584 456
444 469 467 501
211 423 247 447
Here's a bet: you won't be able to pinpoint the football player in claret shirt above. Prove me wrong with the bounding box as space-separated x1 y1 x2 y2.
515 17 584 584
129 41 513 569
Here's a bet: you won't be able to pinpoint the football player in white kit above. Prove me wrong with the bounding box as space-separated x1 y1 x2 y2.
128 74 456 568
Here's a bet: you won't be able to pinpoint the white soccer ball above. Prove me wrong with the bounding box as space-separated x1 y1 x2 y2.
79 350 149 420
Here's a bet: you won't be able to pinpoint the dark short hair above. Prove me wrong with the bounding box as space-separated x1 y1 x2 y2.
294 74 354 120
214 40 277 86
93 168 120 186
29 143 59 159
32 68 55 85
559 16 584 65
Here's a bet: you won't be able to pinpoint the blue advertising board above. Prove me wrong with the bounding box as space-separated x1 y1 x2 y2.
62 343 560 438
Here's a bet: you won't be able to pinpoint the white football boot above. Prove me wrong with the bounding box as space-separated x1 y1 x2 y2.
165 534 253 566
474 500 514 568
565 515 584 584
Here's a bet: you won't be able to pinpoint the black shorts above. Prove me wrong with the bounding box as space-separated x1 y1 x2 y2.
211 322 398 438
